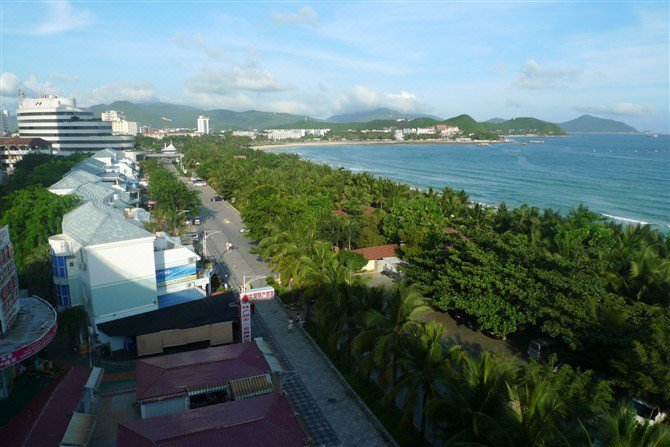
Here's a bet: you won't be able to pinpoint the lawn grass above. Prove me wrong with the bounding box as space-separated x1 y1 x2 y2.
304 321 424 447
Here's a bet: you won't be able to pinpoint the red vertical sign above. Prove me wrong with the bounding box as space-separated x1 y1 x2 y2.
240 294 252 343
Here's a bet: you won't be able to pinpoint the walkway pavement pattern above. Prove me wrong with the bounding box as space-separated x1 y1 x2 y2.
179 169 392 447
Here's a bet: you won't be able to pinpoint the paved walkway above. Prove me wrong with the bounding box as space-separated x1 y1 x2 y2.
180 170 392 447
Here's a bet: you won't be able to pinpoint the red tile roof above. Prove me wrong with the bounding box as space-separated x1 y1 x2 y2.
352 244 399 260
136 343 271 401
443 227 469 241
22 366 90 447
117 393 308 447
0 138 51 147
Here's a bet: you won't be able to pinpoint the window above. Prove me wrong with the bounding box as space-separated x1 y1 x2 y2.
52 255 67 278
56 284 71 307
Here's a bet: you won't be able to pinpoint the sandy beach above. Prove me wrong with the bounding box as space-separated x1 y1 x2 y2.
251 139 508 151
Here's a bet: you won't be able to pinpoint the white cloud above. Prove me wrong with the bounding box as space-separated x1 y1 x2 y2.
0 72 21 96
33 1 93 35
573 102 652 117
185 65 292 95
50 72 80 82
271 6 318 28
186 92 256 111
1 73 60 98
516 59 578 90
172 32 222 58
333 86 424 113
263 100 317 116
86 83 158 104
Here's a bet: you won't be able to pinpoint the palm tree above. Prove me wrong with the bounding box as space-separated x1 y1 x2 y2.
493 379 576 447
351 281 432 385
427 352 517 445
598 402 670 447
386 322 462 437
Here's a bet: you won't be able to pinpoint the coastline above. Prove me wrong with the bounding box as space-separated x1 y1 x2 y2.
250 138 509 151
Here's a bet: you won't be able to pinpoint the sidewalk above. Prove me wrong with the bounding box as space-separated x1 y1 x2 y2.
189 176 392 446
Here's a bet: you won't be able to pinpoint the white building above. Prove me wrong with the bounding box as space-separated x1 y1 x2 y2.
101 110 139 136
17 95 134 153
265 129 304 141
232 130 257 140
47 151 209 347
101 110 126 122
197 115 210 134
0 110 11 136
0 138 52 179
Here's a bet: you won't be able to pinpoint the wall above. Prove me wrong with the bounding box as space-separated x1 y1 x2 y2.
85 238 158 322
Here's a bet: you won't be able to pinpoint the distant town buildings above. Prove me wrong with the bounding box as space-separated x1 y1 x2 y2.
17 95 134 153
0 110 11 136
232 130 258 140
101 109 139 136
197 115 210 134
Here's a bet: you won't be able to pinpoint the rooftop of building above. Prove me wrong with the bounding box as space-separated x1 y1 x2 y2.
135 341 270 401
96 291 238 337
0 296 57 365
0 137 52 147
21 366 92 447
63 201 154 247
352 243 400 260
117 392 307 447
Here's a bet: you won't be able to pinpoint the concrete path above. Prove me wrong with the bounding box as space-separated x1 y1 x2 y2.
176 169 392 447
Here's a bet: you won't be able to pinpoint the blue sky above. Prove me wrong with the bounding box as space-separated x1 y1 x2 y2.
1 1 668 131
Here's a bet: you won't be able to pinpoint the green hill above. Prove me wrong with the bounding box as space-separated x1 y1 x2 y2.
441 114 499 139
482 117 565 135
560 115 639 133
327 108 441 123
87 101 317 130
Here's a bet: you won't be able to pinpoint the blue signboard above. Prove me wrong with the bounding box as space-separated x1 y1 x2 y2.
155 264 197 287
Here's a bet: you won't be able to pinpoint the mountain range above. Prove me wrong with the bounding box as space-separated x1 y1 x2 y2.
77 101 640 134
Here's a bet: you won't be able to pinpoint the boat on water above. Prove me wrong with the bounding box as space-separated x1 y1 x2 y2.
519 143 528 146
529 140 545 143
647 134 658 138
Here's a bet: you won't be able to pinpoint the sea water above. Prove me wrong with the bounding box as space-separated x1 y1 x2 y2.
272 134 670 228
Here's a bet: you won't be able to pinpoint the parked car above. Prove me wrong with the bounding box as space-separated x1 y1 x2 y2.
185 231 199 241
211 195 223 202
631 398 667 425
527 338 559 362
449 310 478 330
481 327 503 340
193 217 201 225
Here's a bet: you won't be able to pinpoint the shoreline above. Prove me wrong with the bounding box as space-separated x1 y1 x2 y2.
251 138 507 151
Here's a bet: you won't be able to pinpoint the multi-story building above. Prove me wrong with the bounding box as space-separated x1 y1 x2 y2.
47 151 209 340
17 95 134 153
101 110 139 136
101 110 125 122
0 137 52 179
0 110 11 136
197 115 210 134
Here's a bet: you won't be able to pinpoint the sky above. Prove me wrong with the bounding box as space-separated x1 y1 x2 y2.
1 1 669 131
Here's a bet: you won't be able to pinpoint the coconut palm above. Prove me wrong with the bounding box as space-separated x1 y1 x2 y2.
427 352 517 446
493 379 576 447
597 402 670 447
386 322 462 437
351 281 432 384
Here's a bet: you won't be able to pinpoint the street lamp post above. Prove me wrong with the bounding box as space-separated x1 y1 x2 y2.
242 275 266 292
202 229 222 259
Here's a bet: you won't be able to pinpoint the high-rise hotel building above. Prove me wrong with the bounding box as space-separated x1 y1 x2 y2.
197 115 210 134
17 95 134 153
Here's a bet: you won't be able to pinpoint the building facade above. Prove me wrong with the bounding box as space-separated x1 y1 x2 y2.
0 137 52 179
102 110 139 136
0 110 11 136
17 95 134 153
197 115 210 134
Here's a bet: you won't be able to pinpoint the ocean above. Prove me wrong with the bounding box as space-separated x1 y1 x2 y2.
271 134 670 229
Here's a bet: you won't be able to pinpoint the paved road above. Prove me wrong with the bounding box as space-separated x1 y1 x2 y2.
169 166 393 447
